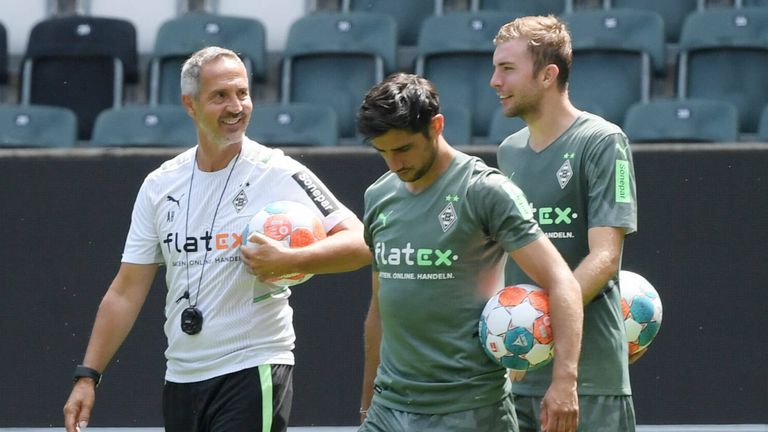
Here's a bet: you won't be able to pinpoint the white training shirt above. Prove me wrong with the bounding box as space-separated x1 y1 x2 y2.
122 138 355 383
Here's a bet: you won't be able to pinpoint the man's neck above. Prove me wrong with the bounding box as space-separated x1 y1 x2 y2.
405 138 456 194
525 95 580 152
196 140 243 172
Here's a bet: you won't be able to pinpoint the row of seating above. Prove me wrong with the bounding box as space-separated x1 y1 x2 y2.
0 103 341 148
4 6 768 146
0 97 761 148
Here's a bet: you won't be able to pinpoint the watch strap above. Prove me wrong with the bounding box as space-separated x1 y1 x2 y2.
73 365 102 387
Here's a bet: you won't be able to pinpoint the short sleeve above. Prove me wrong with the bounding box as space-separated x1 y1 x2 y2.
469 171 543 252
122 179 164 264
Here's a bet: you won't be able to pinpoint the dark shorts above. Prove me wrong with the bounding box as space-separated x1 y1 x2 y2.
514 394 635 432
163 364 293 432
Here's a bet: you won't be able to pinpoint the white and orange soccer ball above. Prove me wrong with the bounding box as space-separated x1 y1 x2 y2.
619 270 663 355
244 200 326 287
479 284 554 371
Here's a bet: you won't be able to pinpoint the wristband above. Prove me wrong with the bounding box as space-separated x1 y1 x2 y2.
73 365 102 388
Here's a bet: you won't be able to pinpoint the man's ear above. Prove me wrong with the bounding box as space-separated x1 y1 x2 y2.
181 94 195 118
431 113 445 138
541 64 560 88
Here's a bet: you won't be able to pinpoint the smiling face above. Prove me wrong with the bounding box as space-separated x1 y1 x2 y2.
490 38 545 120
182 55 252 149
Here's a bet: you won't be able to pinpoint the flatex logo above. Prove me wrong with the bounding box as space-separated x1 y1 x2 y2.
374 242 459 267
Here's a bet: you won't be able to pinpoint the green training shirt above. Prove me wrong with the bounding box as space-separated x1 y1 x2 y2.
363 151 543 414
497 112 638 396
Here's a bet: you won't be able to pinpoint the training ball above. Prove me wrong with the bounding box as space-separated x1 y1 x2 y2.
479 284 554 371
244 200 326 287
619 270 663 355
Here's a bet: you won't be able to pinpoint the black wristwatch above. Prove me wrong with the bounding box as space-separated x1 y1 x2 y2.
72 365 102 388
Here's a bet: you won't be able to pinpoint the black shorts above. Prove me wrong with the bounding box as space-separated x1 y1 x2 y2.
163 364 293 432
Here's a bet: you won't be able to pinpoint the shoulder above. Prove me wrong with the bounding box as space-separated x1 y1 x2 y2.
144 147 195 184
574 112 627 145
498 127 530 153
365 171 398 199
465 155 512 196
240 137 304 172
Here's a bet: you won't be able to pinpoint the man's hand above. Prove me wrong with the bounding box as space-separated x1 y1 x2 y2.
539 378 578 432
63 380 96 432
240 232 293 281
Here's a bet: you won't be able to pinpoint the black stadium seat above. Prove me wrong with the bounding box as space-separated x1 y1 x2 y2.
19 15 138 140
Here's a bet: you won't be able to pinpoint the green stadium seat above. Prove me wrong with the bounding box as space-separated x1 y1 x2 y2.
471 0 572 15
0 104 77 147
91 105 196 147
415 11 525 139
441 105 473 145
148 12 266 105
487 106 526 145
677 8 768 133
565 9 666 126
623 99 739 143
608 0 699 43
341 0 444 46
246 103 339 147
281 12 397 139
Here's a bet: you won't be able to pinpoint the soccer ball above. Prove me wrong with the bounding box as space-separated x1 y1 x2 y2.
619 270 663 355
243 200 326 287
479 284 554 371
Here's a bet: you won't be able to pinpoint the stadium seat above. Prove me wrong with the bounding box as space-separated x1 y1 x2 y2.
623 99 739 143
487 107 527 144
0 104 77 147
91 105 196 147
246 103 339 147
415 11 525 139
85 0 181 54
608 0 699 43
148 12 267 105
677 8 768 133
440 105 473 145
564 9 666 126
755 104 768 141
19 15 138 140
214 0 307 52
341 0 444 46
471 0 572 15
281 12 397 139
740 0 768 6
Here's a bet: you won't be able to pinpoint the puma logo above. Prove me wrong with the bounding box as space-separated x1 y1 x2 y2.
167 194 184 208
378 211 393 226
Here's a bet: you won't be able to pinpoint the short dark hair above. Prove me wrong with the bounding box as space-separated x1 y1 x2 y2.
357 73 440 141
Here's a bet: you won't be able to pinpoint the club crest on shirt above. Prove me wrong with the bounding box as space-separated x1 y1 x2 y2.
557 159 573 189
439 194 460 232
232 189 248 213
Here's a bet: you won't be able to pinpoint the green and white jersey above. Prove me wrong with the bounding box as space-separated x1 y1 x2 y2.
363 151 543 414
497 112 638 396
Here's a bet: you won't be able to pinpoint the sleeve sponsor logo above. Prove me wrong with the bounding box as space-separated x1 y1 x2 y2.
292 171 340 216
615 160 631 203
502 182 534 221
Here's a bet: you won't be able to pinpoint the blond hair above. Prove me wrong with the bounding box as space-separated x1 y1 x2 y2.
494 15 572 90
